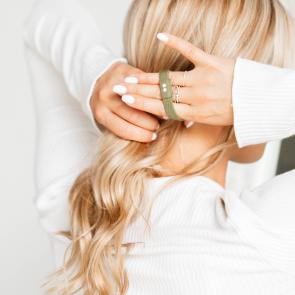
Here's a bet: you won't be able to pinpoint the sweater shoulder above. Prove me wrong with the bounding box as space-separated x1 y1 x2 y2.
242 169 295 230
223 170 295 276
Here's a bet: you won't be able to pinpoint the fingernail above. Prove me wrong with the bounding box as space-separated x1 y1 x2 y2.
152 133 158 141
122 95 135 104
157 33 169 42
113 85 127 95
124 76 138 84
186 121 194 128
163 116 169 120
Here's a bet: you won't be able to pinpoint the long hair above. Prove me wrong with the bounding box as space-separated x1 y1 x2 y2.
44 0 295 294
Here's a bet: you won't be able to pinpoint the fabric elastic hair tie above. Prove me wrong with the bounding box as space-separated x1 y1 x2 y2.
159 70 183 121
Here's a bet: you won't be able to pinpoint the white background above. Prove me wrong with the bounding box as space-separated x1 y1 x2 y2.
0 0 293 294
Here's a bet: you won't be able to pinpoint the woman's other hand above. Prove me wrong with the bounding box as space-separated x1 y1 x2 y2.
116 33 235 128
90 62 160 142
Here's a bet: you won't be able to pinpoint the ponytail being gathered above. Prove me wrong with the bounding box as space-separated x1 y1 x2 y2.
45 0 295 294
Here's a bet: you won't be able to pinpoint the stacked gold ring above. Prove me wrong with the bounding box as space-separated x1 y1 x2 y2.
159 70 183 121
174 86 181 104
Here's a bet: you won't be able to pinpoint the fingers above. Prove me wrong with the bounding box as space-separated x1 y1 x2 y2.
102 110 158 143
113 83 194 104
129 71 192 87
122 95 166 118
113 103 160 131
119 93 228 126
113 83 161 99
121 94 193 121
157 33 214 66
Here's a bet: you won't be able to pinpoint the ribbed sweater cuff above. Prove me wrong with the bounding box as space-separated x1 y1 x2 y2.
81 50 127 134
232 58 295 148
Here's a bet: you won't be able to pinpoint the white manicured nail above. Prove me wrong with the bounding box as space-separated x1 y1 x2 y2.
124 76 138 84
186 121 194 128
113 85 127 95
157 33 169 42
152 133 158 141
122 95 135 104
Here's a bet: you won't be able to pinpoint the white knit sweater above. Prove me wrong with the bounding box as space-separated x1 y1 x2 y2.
24 1 295 294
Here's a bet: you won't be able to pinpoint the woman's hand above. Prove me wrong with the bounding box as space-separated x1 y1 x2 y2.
114 33 236 128
90 62 160 142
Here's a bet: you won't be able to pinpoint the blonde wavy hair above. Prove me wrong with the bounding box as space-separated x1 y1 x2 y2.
44 0 295 294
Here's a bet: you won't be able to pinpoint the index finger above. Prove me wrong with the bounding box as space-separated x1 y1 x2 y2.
157 33 216 67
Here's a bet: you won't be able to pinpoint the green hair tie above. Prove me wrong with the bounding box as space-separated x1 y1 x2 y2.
159 70 183 121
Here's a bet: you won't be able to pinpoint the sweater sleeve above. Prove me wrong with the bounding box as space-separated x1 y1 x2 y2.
232 58 295 148
23 0 127 133
25 45 101 243
224 169 295 277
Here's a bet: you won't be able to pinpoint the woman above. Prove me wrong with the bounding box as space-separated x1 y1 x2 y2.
27 0 295 294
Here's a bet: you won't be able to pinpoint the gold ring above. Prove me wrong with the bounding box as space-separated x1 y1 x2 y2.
175 85 181 104
172 85 181 103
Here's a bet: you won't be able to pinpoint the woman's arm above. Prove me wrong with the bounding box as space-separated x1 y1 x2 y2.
232 58 295 148
25 46 99 241
23 0 126 132
23 0 159 142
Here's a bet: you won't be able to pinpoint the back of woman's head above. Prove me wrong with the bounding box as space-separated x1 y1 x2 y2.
46 1 294 294
125 0 294 71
